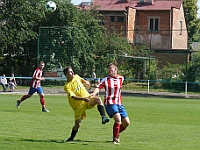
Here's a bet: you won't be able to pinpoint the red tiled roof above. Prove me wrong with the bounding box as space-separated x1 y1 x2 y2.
93 0 182 11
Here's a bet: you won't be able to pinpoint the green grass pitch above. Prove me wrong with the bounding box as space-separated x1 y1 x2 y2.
0 94 200 150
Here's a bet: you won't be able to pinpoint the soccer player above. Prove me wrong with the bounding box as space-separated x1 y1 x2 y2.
16 61 50 112
63 66 109 142
91 63 130 144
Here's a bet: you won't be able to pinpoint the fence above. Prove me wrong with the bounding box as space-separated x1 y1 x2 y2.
1 76 199 97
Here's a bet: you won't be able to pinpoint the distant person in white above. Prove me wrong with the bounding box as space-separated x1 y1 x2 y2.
0 74 8 92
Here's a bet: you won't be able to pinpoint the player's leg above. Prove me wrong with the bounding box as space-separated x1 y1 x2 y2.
64 119 82 142
88 96 109 124
37 87 50 112
105 104 121 144
112 113 121 144
120 116 130 133
119 105 130 133
38 93 49 112
113 105 130 144
16 87 34 108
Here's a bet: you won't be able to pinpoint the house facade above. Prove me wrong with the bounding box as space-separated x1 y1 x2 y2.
92 0 189 66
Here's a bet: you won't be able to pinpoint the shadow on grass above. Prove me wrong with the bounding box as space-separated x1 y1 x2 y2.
20 138 97 144
2 110 19 112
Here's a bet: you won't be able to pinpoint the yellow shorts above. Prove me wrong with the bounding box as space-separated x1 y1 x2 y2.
74 98 96 120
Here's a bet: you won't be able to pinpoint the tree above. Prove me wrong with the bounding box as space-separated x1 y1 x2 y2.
0 0 152 79
0 0 106 76
183 0 200 42
0 0 44 75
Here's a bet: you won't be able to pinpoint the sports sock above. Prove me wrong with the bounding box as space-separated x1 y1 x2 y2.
97 105 106 117
40 96 46 109
113 123 120 139
119 124 126 133
69 128 78 140
21 95 28 101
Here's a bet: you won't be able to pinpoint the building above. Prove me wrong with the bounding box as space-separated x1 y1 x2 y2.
90 0 189 66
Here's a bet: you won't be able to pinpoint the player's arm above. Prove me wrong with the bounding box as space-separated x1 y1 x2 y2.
90 88 100 97
71 96 89 102
32 76 45 81
32 70 45 81
81 78 90 87
64 85 89 102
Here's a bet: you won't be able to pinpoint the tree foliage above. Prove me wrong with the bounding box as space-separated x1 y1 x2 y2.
183 0 200 42
0 0 106 75
0 0 150 79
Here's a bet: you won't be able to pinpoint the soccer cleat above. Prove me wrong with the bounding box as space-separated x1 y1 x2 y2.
64 138 73 142
42 108 50 112
113 138 120 144
16 100 21 108
102 116 110 124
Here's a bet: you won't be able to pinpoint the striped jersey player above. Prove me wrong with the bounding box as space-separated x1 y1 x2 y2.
16 61 50 112
92 63 130 144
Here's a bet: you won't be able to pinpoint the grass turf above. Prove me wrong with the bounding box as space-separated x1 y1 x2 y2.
0 94 200 150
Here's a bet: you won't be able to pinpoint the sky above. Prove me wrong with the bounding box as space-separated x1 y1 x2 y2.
71 0 90 5
71 0 200 17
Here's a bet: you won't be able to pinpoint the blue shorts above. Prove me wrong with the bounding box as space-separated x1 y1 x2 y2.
28 87 43 95
105 104 128 118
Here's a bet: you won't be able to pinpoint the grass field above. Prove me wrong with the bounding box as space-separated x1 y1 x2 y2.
0 94 200 150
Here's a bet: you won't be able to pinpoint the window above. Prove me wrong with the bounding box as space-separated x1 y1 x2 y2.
148 18 159 31
109 16 125 22
98 16 105 26
180 21 182 35
116 16 125 22
110 16 115 22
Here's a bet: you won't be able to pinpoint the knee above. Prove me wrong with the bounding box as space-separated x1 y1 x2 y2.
123 119 130 128
126 121 130 127
95 97 102 105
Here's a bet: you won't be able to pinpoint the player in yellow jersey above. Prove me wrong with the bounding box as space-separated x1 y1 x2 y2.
63 66 109 142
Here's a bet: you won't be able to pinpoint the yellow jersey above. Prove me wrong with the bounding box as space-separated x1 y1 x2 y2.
64 74 89 110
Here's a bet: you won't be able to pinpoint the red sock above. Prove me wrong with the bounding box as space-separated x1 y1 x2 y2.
40 96 46 109
21 95 28 101
113 123 120 139
119 124 126 133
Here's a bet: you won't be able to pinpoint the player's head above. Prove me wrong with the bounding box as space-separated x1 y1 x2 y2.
107 63 118 77
39 61 45 70
63 66 74 80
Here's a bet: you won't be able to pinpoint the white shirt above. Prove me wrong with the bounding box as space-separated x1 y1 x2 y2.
0 76 7 85
92 71 96 79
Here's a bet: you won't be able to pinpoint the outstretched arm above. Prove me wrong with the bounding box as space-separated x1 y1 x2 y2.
71 96 89 102
90 88 100 97
81 78 90 87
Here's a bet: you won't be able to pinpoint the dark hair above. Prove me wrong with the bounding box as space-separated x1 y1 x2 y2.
63 66 72 74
